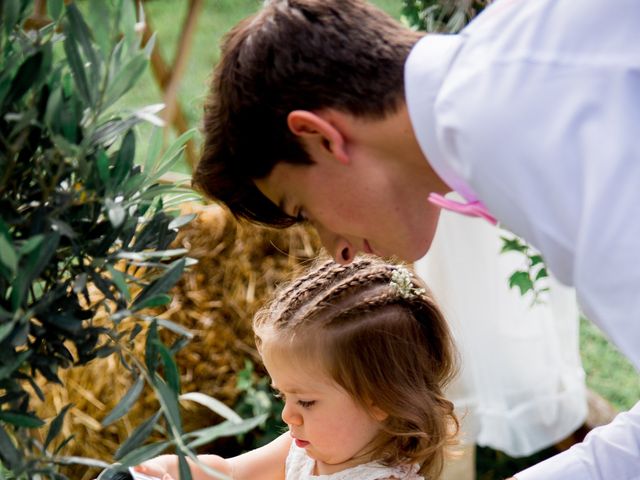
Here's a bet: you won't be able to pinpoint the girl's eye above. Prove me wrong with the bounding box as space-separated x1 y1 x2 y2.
273 392 284 400
297 400 316 409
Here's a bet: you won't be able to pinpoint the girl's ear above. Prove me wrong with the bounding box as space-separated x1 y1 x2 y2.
370 404 389 422
287 110 349 164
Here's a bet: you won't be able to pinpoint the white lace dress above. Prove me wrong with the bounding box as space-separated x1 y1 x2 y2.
285 444 425 480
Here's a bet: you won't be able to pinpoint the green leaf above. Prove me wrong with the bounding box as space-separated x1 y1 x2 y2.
63 32 92 107
0 321 15 343
118 440 171 468
132 258 185 310
508 271 534 296
0 234 17 274
44 403 73 451
0 410 45 428
156 318 194 339
2 1 20 37
155 340 180 394
179 392 242 424
66 2 101 88
153 377 183 435
113 129 136 186
86 0 112 55
4 51 44 106
145 320 159 375
47 0 64 21
18 235 44 256
168 214 196 231
115 410 162 460
132 294 171 311
186 414 268 450
12 232 60 310
107 265 131 302
102 375 145 426
103 52 148 107
177 452 193 480
144 127 163 175
0 349 31 380
97 149 111 185
0 422 20 468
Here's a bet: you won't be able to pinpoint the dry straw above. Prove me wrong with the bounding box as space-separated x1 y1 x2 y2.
34 203 320 479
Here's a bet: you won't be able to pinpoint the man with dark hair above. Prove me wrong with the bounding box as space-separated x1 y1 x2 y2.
194 0 640 478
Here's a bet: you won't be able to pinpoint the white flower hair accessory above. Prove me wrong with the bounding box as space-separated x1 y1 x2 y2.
390 267 425 299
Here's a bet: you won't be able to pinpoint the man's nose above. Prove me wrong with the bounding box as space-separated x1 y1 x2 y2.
315 225 355 265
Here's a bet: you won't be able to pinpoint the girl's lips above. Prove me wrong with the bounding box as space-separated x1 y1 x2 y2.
295 438 310 448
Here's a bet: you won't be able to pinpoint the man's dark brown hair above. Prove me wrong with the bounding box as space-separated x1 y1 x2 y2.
193 0 422 227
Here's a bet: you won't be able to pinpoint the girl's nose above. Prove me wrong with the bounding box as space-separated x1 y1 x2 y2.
281 401 302 426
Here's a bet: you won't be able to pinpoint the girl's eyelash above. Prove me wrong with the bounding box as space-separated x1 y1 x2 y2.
297 400 315 408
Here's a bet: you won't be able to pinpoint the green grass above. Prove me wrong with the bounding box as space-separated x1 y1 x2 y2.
126 0 639 476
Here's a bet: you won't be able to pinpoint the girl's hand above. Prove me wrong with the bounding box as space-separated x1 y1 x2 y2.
132 454 179 480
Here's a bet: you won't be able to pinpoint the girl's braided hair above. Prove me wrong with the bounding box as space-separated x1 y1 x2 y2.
254 256 459 478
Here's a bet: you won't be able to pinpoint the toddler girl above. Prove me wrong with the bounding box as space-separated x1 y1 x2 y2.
132 257 458 479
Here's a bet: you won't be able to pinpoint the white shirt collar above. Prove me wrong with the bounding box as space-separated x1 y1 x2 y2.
404 34 478 202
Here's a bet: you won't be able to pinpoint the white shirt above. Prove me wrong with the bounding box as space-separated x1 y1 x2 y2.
405 0 640 478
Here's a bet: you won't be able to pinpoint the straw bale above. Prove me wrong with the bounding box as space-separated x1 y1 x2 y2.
33 203 321 479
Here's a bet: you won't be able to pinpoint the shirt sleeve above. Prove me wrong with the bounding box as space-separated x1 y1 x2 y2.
515 401 640 480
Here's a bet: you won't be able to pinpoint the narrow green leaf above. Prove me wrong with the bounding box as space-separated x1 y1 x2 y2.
97 149 111 185
55 455 110 469
132 294 171 311
4 51 44 106
144 127 163 175
107 265 131 302
103 53 148 107
0 322 15 343
18 235 44 256
86 0 112 55
0 422 20 468
156 318 194 339
186 414 268 450
2 1 20 37
0 349 31 380
63 34 92 107
66 2 101 87
0 410 45 428
153 377 183 435
145 320 159 375
115 410 162 460
44 404 73 451
132 258 185 310
179 393 242 424
177 452 193 480
117 440 171 468
155 341 180 394
47 0 64 21
102 375 145 426
0 235 17 274
168 214 196 231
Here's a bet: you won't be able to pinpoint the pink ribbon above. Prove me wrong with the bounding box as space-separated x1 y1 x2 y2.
428 193 498 225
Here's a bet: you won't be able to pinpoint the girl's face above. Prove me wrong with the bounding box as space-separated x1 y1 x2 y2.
263 350 385 475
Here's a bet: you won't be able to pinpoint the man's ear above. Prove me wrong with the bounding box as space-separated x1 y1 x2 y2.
287 110 349 164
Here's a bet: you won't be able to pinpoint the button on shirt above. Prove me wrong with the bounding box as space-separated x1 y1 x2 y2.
404 0 640 478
